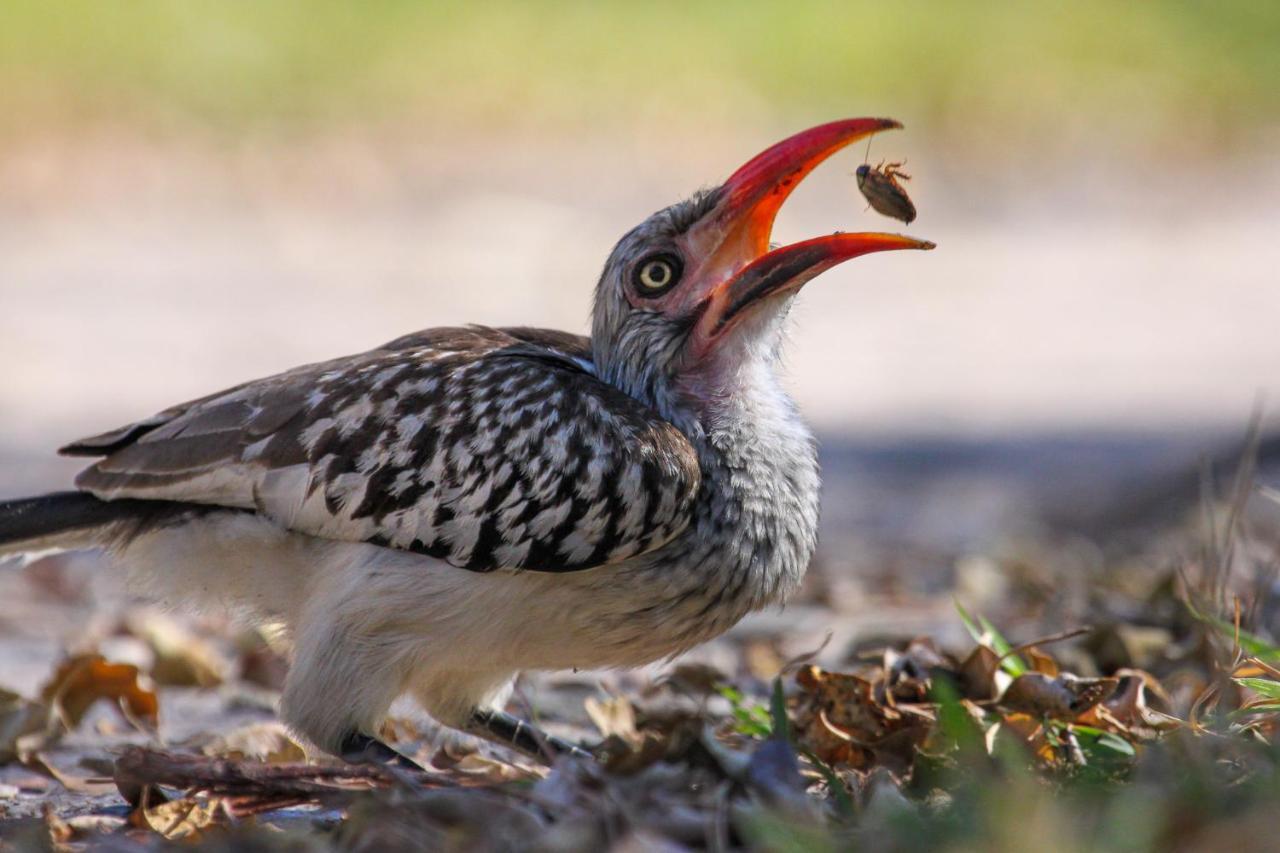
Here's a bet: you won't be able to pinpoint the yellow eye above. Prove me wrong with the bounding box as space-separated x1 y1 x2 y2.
639 260 672 289
633 253 683 296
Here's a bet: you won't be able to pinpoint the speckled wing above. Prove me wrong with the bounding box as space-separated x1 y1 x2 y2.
63 327 702 573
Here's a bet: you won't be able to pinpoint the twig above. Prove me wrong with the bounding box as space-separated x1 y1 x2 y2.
113 747 454 809
997 627 1092 664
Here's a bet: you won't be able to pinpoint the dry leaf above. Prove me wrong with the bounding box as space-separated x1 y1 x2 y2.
585 695 638 742
958 645 1003 700
794 665 934 770
42 802 73 845
0 687 51 764
1027 648 1059 676
453 752 541 782
40 654 159 732
651 663 726 697
25 753 117 794
128 613 228 688
997 713 1055 763
135 796 225 840
203 721 307 764
1000 673 1118 720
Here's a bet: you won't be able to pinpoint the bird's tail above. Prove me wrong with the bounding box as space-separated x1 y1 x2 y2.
0 492 197 561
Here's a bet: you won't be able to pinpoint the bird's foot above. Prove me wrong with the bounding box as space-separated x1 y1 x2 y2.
467 708 593 764
339 731 427 772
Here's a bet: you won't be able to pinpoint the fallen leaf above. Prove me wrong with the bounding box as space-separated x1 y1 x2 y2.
42 802 73 845
1000 673 1118 720
25 752 117 794
0 687 50 764
40 654 159 732
127 612 228 688
1027 647 1059 676
585 695 638 742
202 721 307 764
957 645 1003 700
135 796 225 840
453 752 541 782
885 638 949 684
651 663 726 697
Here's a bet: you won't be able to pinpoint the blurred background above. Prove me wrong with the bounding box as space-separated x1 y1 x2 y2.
2 1 1280 649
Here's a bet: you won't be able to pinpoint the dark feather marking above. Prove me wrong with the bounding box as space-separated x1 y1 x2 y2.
68 325 701 574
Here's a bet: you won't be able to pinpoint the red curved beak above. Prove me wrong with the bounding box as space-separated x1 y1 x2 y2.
688 118 934 351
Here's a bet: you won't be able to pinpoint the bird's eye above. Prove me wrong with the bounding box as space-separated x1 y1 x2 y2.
632 253 683 297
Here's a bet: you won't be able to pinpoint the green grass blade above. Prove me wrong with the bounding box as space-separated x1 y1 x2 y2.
954 600 1027 676
769 676 790 743
1234 677 1280 700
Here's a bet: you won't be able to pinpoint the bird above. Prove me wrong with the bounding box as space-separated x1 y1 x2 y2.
0 118 933 767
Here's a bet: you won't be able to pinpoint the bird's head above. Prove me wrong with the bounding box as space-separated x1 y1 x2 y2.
591 118 933 420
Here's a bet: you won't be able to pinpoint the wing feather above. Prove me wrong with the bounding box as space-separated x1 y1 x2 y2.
65 326 700 573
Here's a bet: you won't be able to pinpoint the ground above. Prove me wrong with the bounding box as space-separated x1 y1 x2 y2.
2 429 1278 850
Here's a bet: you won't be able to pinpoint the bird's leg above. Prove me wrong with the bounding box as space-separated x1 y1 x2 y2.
466 708 593 764
339 731 427 772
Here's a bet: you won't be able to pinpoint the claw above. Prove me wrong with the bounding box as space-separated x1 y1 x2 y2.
468 709 593 764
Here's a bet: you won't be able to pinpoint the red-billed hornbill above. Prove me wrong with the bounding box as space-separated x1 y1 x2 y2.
0 119 932 766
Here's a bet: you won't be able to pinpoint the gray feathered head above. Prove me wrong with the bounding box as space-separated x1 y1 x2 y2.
590 118 934 416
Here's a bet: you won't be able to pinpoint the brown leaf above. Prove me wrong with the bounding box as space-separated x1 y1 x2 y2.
958 645 1003 700
42 802 73 845
651 662 726 697
885 637 950 682
0 687 51 764
128 613 228 688
202 722 307 764
25 753 117 794
584 695 639 743
134 796 225 840
450 753 540 782
1027 647 1060 677
40 654 159 732
794 665 934 770
999 673 1118 720
996 713 1054 763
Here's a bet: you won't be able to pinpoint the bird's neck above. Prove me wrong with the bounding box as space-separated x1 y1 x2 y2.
671 354 821 615
578 346 820 660
590 329 821 612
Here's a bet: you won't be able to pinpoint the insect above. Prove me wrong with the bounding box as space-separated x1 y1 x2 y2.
855 160 916 224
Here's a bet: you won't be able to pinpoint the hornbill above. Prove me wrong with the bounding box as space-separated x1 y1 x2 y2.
0 118 933 766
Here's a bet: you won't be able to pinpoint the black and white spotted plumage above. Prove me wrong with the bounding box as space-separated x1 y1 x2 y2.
66 326 701 574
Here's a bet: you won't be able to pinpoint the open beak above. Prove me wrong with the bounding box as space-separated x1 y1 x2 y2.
689 117 934 349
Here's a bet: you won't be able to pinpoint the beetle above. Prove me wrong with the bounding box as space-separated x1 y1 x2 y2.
855 160 916 225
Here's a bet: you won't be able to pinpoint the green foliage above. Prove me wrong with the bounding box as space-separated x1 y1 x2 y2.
768 676 790 743
1210 616 1280 662
955 599 1027 676
1236 677 1280 701
0 0 1276 142
717 683 773 739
